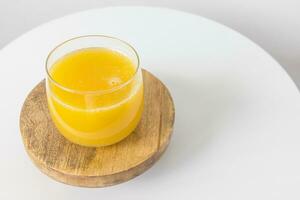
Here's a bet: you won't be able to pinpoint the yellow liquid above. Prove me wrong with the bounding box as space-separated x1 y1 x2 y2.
46 48 143 147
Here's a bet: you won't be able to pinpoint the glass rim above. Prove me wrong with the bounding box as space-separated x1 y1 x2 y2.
45 35 140 95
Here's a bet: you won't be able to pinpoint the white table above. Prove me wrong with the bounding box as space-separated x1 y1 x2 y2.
0 7 300 199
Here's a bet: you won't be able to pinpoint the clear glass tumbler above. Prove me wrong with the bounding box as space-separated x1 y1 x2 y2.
46 35 144 147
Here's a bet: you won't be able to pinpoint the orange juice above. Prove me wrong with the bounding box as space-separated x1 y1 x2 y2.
46 47 143 147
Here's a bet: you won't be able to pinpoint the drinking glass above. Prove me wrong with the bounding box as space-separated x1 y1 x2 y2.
46 35 144 147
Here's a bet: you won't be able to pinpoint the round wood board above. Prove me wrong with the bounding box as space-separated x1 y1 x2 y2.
19 69 175 187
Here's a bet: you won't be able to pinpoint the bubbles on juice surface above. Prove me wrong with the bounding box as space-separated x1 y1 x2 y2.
108 77 122 87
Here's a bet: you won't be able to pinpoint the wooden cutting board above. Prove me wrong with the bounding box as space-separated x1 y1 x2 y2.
19 69 175 187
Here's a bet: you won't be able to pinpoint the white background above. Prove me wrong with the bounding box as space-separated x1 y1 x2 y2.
0 0 300 87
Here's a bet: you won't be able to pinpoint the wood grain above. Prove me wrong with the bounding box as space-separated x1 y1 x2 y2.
19 70 175 187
